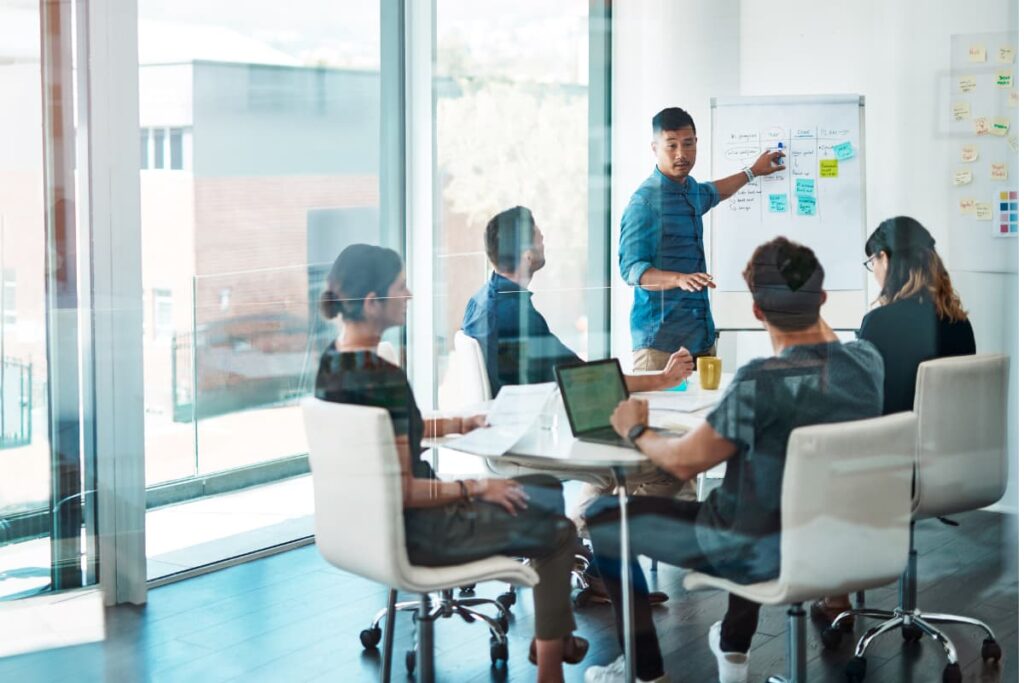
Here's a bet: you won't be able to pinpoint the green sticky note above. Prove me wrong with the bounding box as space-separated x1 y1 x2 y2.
833 141 855 160
769 194 788 212
820 159 839 177
798 194 817 216
795 178 815 195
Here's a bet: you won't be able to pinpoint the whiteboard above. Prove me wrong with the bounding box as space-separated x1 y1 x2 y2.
709 95 867 328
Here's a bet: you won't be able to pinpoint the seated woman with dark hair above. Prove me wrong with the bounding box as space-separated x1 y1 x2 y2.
812 216 976 624
315 243 587 682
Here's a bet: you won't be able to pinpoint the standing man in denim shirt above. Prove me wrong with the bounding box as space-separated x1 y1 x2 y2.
621 107 786 370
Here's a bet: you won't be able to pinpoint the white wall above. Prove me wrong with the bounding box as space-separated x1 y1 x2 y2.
612 0 1019 510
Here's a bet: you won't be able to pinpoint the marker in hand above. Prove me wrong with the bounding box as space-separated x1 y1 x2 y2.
772 141 786 168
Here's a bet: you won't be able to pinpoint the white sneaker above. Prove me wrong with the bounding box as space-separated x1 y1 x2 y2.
708 621 749 683
584 655 670 683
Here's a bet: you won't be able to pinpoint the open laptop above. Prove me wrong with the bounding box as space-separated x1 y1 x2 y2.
555 358 677 449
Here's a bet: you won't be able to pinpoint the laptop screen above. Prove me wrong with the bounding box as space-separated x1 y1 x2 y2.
556 360 628 435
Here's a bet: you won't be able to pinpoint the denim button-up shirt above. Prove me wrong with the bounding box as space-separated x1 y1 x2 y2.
462 272 582 396
619 167 720 353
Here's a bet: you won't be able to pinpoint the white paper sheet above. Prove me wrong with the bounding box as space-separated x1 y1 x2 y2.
445 383 556 456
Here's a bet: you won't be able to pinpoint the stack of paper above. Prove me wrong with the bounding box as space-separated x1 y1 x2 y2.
445 383 556 456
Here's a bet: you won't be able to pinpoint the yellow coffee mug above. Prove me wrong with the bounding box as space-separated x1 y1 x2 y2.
697 356 722 390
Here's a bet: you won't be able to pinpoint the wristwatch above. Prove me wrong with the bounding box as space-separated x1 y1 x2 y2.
626 423 650 447
742 166 755 183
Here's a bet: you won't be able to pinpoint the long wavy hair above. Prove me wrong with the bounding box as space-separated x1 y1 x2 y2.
865 216 967 322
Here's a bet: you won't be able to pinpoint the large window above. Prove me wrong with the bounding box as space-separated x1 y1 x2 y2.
138 0 382 579
433 0 603 406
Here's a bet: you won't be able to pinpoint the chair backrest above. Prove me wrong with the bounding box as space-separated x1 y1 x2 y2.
913 353 1009 518
301 397 411 586
376 340 399 365
452 330 492 405
776 413 916 600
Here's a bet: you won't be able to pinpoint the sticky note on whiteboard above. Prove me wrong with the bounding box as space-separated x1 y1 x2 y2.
968 45 987 62
991 118 1010 136
991 163 1008 181
795 178 815 195
797 195 817 216
959 197 977 215
958 76 977 93
819 159 838 177
996 71 1014 88
832 141 854 161
952 101 971 121
974 117 991 135
999 46 1017 63
768 194 788 213
975 202 993 220
960 145 978 162
953 169 973 186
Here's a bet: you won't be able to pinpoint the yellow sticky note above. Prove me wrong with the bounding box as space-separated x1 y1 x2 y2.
991 163 1008 181
974 117 991 135
819 159 838 177
998 46 1016 64
960 144 978 162
952 101 971 121
958 76 977 93
959 197 977 215
1001 191 1009 200
996 71 1014 88
991 117 1010 136
953 169 973 186
969 45 987 63
975 202 993 220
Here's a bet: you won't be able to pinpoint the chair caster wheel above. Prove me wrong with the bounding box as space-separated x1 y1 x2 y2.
490 637 508 665
845 656 867 682
981 638 1002 662
405 649 416 675
821 626 843 651
496 614 509 633
942 663 962 683
459 584 476 595
359 627 381 649
496 591 516 610
901 624 923 642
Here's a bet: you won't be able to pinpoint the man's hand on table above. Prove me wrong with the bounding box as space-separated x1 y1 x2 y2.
610 398 649 440
660 347 695 387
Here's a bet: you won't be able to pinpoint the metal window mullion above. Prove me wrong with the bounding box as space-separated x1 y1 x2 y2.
588 0 612 362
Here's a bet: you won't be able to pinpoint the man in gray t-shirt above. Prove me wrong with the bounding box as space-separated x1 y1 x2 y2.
582 238 884 683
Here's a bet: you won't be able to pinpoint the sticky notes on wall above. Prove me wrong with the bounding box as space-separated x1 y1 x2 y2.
969 45 987 62
998 46 1017 64
975 202 993 220
768 194 788 213
991 163 1009 181
958 76 977 93
960 145 979 162
819 159 838 177
996 190 1019 235
797 194 817 216
795 178 815 195
833 141 855 160
952 102 971 121
991 117 1010 136
959 197 977 215
954 169 973 186
974 117 991 135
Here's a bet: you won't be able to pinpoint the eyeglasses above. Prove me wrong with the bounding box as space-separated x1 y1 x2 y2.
862 254 879 272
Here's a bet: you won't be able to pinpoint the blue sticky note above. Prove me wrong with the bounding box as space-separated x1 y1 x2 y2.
769 194 788 213
834 141 855 161
1001 202 1010 211
795 178 815 196
797 194 817 216
666 379 688 392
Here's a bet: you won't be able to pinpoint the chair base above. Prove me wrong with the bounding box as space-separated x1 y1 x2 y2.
364 588 513 683
763 603 807 683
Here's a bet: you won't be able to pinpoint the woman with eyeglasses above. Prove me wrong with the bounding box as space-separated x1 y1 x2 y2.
813 216 975 625
315 243 588 681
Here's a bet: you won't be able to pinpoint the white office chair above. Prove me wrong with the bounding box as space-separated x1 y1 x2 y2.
683 412 917 683
825 354 1009 683
302 398 538 682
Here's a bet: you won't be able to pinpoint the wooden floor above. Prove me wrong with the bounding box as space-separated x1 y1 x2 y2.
1 510 1016 683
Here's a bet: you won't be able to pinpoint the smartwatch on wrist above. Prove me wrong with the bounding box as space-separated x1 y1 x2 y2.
626 423 649 447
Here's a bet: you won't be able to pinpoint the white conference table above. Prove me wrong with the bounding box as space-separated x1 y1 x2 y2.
430 374 732 682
